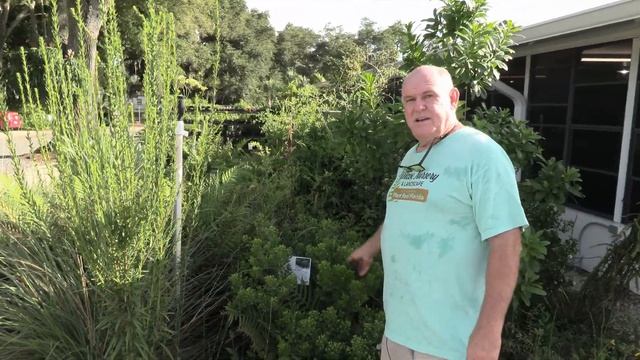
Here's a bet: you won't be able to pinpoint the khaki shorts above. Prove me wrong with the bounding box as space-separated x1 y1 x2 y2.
379 336 446 360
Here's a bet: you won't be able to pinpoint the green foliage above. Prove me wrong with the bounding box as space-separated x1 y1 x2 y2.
514 229 549 308
215 1 276 105
402 0 518 98
502 303 640 359
288 104 409 229
521 157 582 298
186 74 405 357
356 18 403 53
2 1 411 109
226 211 385 359
261 75 327 154
274 24 320 81
0 79 6 110
355 72 380 109
469 106 542 169
0 1 222 358
0 174 23 222
94 0 242 104
4 47 47 112
309 28 357 87
128 0 225 102
177 75 208 96
176 155 299 358
521 157 583 209
311 23 403 99
115 0 146 61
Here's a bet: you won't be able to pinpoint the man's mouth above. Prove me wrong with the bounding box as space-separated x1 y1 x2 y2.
416 117 430 122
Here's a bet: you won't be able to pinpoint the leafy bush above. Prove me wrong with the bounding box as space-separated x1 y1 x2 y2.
170 148 380 358
0 174 25 224
219 1 587 358
402 0 518 98
0 2 222 358
227 214 385 359
261 75 328 155
290 102 408 227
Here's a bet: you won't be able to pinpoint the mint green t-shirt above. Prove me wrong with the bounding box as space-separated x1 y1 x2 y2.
381 126 528 360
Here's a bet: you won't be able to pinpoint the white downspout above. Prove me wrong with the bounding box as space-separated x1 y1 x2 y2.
491 80 527 121
491 80 528 181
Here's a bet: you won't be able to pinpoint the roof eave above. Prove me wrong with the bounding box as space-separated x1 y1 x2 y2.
516 0 640 45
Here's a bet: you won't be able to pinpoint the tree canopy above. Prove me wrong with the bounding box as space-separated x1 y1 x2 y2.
1 0 408 107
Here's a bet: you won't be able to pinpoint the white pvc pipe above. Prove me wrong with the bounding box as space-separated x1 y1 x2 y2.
492 80 527 121
174 96 188 355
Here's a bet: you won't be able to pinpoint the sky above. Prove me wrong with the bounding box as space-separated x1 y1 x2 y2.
244 0 623 33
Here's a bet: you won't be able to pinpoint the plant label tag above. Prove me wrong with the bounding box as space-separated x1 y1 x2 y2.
288 256 311 285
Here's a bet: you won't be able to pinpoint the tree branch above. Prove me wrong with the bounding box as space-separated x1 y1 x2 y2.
6 8 30 38
1 1 10 38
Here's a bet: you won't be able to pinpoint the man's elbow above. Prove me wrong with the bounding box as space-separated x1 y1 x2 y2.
489 228 523 257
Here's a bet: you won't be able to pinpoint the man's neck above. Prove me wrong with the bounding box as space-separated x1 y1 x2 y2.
417 121 463 151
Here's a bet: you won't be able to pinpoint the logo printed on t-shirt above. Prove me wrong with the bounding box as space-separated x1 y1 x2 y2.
387 169 440 202
390 188 428 202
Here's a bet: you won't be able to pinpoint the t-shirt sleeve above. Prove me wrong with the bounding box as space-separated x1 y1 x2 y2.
471 142 529 241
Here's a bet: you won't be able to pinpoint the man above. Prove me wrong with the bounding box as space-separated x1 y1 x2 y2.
348 65 528 360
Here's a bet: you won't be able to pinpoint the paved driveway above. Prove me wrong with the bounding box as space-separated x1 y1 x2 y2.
0 127 142 182
0 131 54 183
0 130 53 157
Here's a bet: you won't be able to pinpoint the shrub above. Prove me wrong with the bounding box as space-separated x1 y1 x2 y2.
0 2 221 358
222 1 585 358
402 0 518 99
227 214 385 359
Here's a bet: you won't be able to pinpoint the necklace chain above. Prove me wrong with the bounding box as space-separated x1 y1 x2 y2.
417 124 460 152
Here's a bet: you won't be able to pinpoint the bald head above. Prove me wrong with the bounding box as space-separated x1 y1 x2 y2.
400 65 461 146
402 65 454 98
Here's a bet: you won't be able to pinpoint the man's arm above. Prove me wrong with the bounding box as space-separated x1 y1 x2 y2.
467 227 522 360
347 224 383 277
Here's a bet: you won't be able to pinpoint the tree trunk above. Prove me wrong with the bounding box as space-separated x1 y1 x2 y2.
0 0 29 70
0 1 8 69
39 0 50 45
84 0 101 75
58 0 69 45
66 0 81 58
66 0 111 74
28 1 38 48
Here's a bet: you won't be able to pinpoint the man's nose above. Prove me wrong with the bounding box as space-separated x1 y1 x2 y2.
416 98 428 110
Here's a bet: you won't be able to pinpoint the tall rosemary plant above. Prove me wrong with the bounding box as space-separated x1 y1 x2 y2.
0 1 205 358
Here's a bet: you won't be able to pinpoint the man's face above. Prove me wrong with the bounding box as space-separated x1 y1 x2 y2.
401 69 458 144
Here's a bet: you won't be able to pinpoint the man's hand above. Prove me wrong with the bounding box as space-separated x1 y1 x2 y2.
467 326 501 360
347 225 383 277
347 243 375 277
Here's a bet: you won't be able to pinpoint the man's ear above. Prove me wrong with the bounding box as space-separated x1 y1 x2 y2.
449 87 460 109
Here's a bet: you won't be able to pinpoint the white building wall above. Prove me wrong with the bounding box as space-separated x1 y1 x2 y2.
561 207 620 272
561 207 640 294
